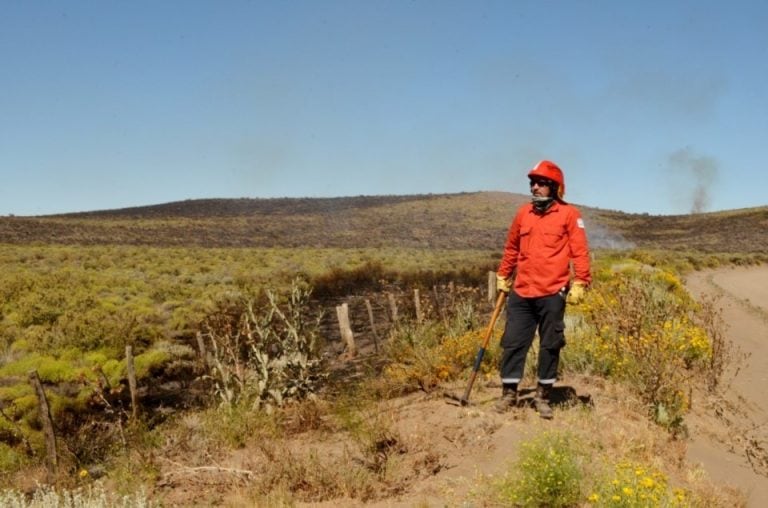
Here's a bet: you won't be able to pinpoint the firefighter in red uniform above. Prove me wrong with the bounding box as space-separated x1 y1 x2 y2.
495 160 591 418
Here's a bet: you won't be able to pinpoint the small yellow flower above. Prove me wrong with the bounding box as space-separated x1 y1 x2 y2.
78 469 89 478
588 493 599 502
622 486 634 496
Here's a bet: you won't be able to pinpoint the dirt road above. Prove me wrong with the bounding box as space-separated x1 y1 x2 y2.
685 266 768 507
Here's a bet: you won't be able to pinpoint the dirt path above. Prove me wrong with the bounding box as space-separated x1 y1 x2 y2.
684 266 768 507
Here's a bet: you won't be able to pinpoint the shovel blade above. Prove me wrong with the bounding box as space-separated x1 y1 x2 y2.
443 391 470 406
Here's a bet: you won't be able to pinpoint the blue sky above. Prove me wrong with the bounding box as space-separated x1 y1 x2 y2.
2 1 767 216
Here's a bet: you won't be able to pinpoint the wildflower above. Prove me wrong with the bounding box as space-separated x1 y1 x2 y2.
79 469 89 478
622 486 634 496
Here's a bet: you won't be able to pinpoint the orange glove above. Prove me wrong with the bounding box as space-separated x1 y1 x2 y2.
496 273 512 294
566 281 588 305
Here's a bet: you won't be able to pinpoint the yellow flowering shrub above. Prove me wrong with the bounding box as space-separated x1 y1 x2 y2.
564 261 713 430
438 329 502 378
587 460 689 507
382 322 448 392
382 318 502 393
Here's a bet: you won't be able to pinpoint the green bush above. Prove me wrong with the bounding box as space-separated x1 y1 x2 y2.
0 442 26 474
492 430 584 507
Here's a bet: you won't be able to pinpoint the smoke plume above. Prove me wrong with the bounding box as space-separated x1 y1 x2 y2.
667 148 719 214
583 218 635 250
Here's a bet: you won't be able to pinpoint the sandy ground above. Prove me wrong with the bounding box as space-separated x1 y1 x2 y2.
684 266 768 507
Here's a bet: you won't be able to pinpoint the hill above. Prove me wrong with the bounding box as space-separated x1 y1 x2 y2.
0 192 766 253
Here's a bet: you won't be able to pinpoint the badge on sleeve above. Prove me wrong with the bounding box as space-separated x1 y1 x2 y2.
577 218 585 229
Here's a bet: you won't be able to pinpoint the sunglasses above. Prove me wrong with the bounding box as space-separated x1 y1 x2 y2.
529 178 553 187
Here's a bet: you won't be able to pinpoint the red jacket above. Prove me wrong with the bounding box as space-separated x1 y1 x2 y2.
498 201 591 298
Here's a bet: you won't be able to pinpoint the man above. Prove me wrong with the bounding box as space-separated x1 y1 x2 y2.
495 160 591 418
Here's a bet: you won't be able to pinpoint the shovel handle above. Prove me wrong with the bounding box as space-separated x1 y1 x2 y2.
459 291 508 404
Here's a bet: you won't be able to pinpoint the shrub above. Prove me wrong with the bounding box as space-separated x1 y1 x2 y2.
492 430 584 507
0 442 26 474
200 279 326 410
586 460 688 507
382 321 451 393
564 262 713 430
381 296 500 394
693 294 738 392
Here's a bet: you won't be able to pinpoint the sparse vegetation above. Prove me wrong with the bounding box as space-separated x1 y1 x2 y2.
0 194 763 505
0 483 152 507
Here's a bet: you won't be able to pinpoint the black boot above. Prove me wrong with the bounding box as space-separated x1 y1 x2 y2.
494 384 518 413
534 384 554 419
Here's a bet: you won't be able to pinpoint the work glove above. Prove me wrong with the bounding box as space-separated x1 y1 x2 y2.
496 273 511 294
566 281 587 305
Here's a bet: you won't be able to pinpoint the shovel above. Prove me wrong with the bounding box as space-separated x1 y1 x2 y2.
445 291 507 406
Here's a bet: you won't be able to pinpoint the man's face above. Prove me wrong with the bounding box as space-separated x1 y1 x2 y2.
529 177 553 198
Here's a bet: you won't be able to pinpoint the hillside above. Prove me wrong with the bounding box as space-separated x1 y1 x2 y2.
1 192 765 253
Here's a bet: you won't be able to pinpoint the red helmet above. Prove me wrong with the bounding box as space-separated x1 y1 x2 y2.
527 160 565 200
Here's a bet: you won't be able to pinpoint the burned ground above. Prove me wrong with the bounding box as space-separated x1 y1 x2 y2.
1 192 765 254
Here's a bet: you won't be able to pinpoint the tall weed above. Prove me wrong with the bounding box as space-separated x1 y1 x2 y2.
200 279 326 410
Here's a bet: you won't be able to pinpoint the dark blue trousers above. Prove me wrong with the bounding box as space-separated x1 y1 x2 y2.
499 289 566 387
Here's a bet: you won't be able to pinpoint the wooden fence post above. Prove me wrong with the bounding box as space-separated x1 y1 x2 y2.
336 303 357 358
388 293 399 323
488 271 497 302
125 345 139 420
432 285 446 323
28 370 57 481
414 289 423 323
365 299 380 353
